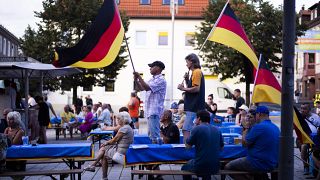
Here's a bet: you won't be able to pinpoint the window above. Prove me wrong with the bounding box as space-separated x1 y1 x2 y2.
185 32 195 46
136 31 147 46
162 0 184 5
7 41 11 56
309 53 315 63
158 32 168 46
105 80 115 92
0 35 2 53
3 38 6 55
217 87 233 99
83 85 93 91
140 0 150 5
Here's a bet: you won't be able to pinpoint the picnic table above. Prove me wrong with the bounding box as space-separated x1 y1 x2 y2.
88 130 114 147
125 144 246 166
6 143 93 179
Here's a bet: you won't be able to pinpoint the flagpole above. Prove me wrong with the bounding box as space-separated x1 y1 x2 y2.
198 0 229 54
250 54 262 107
124 33 136 72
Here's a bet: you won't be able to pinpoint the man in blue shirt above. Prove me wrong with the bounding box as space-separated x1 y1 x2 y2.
182 110 223 180
225 105 280 179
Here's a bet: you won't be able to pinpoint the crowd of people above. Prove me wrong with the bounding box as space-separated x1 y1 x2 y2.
1 53 320 179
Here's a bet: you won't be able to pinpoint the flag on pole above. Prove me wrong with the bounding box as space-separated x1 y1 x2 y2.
53 0 124 69
252 56 313 144
252 56 281 105
207 3 258 69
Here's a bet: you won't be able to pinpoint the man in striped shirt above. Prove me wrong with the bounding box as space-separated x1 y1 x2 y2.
134 61 167 143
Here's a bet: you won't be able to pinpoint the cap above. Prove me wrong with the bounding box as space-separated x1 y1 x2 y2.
239 104 249 112
148 61 165 70
171 102 178 109
256 106 269 115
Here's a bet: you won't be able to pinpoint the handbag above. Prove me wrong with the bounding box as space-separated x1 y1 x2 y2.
112 152 125 165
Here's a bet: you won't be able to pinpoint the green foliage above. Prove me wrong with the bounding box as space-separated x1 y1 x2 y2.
20 0 129 97
195 0 305 83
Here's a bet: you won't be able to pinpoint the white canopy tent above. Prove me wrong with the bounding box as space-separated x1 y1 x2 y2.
0 57 82 135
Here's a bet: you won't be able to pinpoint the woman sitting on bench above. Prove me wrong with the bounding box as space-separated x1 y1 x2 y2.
84 111 133 178
4 111 26 171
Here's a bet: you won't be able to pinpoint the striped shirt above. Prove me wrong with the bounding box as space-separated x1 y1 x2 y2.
144 74 167 118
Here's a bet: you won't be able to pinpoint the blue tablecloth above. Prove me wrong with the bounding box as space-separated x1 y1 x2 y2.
89 130 114 136
7 143 93 159
134 134 184 144
126 144 246 165
222 133 241 138
219 125 242 134
133 133 241 144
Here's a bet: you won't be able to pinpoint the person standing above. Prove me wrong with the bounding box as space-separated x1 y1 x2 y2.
178 53 205 142
127 92 140 129
233 89 245 113
133 60 167 143
44 96 57 118
181 110 223 180
86 95 93 106
35 96 50 144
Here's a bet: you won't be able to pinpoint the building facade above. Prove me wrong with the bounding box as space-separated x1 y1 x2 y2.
296 4 320 103
47 0 217 112
0 25 20 57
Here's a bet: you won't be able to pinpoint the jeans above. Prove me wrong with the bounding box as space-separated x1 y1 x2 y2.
183 111 196 131
148 115 160 143
225 157 268 180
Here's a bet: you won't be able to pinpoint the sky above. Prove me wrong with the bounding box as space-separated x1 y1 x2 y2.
0 0 318 38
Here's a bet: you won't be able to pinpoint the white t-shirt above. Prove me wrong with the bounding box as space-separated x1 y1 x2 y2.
28 97 37 107
306 113 320 133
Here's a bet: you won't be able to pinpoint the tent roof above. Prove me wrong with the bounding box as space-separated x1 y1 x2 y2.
0 57 81 78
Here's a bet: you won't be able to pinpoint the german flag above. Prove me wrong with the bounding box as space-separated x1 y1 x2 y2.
252 56 281 105
252 56 313 144
293 106 313 144
53 0 124 69
208 3 258 69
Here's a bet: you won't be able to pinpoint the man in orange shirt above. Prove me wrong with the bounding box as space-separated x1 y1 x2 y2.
127 92 140 129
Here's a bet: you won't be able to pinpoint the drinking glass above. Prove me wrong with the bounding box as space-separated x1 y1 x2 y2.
22 136 29 146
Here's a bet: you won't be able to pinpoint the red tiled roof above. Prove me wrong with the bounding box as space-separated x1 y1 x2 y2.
118 0 209 19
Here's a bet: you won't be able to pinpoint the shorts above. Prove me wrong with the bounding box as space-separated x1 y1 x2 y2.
182 111 196 131
131 117 139 123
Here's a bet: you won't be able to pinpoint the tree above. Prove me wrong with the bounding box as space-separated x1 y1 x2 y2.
195 0 306 104
20 0 129 103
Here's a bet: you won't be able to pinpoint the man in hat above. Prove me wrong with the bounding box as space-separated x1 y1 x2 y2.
134 61 167 143
225 106 279 179
178 53 205 143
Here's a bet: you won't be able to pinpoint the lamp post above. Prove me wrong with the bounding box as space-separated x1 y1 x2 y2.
169 0 177 104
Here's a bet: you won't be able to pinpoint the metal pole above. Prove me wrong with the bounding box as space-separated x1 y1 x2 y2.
170 0 175 104
279 0 295 179
24 69 29 136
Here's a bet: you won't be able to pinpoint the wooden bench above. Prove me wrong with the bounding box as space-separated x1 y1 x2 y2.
0 169 83 180
131 169 278 180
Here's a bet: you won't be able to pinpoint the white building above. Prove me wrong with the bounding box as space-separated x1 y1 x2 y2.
47 0 244 113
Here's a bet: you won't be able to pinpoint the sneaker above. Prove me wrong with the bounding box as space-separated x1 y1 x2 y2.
304 167 310 175
84 165 95 172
